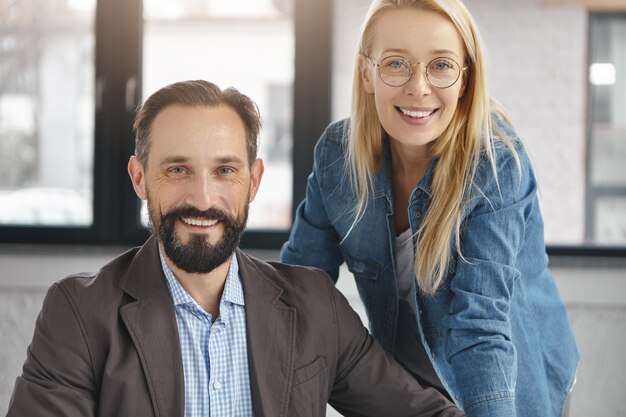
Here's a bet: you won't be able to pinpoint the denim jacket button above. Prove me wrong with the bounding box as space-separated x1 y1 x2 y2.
415 212 421 218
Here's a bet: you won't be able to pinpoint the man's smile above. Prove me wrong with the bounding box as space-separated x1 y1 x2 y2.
181 216 218 227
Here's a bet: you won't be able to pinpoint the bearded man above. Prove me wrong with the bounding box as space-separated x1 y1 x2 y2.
7 80 463 417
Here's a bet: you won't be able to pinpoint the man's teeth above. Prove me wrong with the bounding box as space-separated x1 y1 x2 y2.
182 217 218 227
400 108 434 118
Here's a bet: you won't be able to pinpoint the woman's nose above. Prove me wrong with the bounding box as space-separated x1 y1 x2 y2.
403 64 431 96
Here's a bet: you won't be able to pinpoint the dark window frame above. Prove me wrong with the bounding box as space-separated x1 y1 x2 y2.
503 11 626 259
0 0 332 250
2 3 625 259
571 11 626 258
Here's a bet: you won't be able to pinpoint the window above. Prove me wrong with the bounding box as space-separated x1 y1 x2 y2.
586 13 626 246
0 0 95 229
0 0 331 248
330 0 626 257
141 0 294 230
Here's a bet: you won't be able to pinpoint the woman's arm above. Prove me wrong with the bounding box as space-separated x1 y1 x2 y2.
444 144 536 417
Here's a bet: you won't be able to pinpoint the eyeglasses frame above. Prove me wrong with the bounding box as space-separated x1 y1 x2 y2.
365 54 468 89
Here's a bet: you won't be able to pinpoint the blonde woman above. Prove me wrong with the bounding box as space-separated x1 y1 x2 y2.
281 1 578 416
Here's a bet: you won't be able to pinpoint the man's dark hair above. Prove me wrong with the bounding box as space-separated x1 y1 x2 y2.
133 80 261 167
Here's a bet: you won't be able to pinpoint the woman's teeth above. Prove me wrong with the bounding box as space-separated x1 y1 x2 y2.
399 108 435 118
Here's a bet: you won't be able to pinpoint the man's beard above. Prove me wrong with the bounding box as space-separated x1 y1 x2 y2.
148 202 248 274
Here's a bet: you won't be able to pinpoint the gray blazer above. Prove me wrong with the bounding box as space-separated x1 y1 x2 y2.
7 236 462 417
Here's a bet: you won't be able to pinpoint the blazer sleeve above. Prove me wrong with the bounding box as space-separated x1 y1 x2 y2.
7 283 96 417
327 279 464 417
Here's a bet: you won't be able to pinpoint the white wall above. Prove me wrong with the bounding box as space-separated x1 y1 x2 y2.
333 0 588 245
1 248 625 416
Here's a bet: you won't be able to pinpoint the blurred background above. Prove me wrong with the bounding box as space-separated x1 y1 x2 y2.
0 0 625 415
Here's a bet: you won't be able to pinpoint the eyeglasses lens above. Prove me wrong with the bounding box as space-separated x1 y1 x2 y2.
378 56 461 88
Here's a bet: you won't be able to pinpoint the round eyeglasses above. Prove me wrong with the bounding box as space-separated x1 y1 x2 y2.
367 55 467 89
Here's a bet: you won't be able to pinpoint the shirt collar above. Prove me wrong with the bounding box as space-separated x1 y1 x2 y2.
160 250 245 309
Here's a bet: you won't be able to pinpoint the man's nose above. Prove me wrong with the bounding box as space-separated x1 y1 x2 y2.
186 173 215 211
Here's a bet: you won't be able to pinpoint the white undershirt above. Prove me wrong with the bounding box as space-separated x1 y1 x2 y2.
394 228 446 393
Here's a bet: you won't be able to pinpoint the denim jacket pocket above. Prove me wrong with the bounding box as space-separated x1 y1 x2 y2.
341 250 380 281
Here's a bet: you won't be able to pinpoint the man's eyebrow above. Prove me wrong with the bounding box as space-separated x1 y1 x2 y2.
159 156 189 165
214 155 246 165
158 155 247 165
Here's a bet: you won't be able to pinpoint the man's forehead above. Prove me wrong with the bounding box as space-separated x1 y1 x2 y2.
156 153 247 166
149 105 248 150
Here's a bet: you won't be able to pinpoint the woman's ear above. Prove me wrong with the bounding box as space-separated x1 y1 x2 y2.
359 55 375 94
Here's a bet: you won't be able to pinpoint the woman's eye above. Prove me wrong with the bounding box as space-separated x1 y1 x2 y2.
430 59 454 72
385 58 409 72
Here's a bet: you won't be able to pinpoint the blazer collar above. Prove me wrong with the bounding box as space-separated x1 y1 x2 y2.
237 248 297 417
119 235 185 417
119 235 166 300
118 239 298 417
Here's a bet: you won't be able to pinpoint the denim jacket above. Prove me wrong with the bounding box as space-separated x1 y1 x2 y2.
281 118 579 417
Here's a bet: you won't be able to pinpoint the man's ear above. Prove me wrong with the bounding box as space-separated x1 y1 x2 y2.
128 155 147 200
359 54 375 94
248 158 264 203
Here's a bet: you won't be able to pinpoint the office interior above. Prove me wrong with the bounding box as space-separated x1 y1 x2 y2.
0 0 625 416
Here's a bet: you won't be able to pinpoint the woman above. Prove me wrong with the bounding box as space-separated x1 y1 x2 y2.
281 1 578 416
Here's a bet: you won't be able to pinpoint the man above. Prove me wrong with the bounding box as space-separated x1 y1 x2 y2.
7 80 463 417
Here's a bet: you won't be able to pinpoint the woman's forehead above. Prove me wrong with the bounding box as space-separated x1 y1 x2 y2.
368 8 464 59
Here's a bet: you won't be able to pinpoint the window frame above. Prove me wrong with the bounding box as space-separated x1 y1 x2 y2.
571 11 626 258
0 0 332 249
2 2 625 259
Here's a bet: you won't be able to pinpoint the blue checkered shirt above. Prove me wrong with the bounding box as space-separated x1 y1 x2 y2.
160 253 254 417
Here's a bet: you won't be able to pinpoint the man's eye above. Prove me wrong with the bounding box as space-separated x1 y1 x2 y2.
218 167 234 175
168 167 185 174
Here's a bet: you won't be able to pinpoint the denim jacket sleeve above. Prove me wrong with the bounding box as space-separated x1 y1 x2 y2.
443 142 537 417
281 123 345 281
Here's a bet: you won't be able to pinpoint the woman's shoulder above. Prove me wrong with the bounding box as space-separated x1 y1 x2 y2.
472 114 535 198
313 118 350 163
318 118 350 146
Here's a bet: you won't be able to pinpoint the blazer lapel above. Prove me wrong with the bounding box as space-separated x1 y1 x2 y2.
119 237 185 417
237 249 297 417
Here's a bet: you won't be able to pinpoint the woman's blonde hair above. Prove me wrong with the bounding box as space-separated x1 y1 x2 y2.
348 0 517 294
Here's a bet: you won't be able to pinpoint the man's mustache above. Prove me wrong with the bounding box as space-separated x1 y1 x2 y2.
161 206 234 224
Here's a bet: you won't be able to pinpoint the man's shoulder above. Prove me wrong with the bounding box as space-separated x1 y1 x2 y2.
243 251 331 285
54 246 141 301
238 250 335 305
